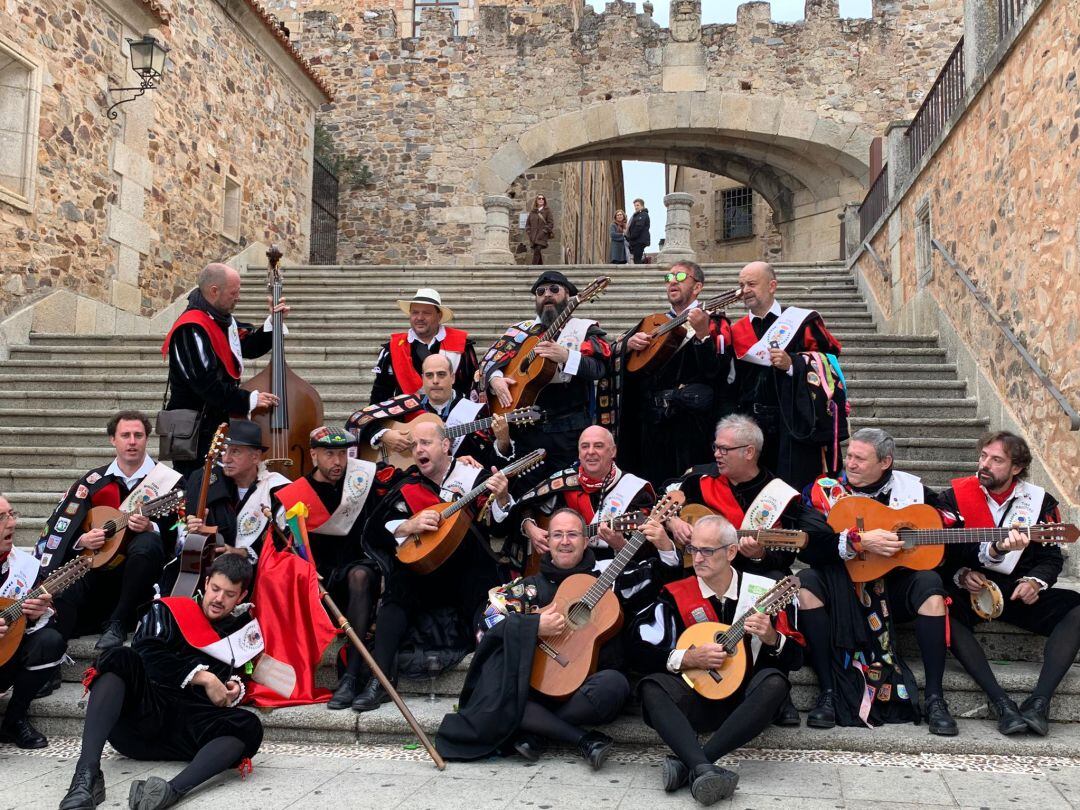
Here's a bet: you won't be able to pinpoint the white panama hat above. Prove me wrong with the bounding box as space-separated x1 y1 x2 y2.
396 287 454 323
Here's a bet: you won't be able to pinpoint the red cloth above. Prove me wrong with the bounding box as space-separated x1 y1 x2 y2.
730 317 758 359
246 534 340 707
730 312 842 359
950 476 996 529
275 477 333 531
987 480 1018 506
388 327 469 395
162 310 241 380
664 576 720 627
90 481 121 510
698 476 746 526
563 488 596 523
159 597 228 650
401 481 441 514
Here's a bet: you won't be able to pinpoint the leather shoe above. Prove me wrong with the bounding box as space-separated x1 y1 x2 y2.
352 677 392 713
924 695 959 736
689 763 739 806
993 697 1028 735
327 674 358 710
59 766 105 810
513 734 543 762
661 755 690 792
36 671 61 699
773 695 801 727
95 621 126 651
131 775 181 809
1020 695 1050 736
806 690 836 729
576 730 613 770
0 718 47 749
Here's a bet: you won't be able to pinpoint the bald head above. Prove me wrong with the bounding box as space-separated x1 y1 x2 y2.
578 425 617 478
198 263 242 314
738 260 778 316
421 353 454 405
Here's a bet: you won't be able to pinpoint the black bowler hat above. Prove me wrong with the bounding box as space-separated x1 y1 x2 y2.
225 419 267 451
531 270 578 297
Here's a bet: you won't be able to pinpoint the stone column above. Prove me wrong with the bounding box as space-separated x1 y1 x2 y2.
658 192 696 264
885 120 912 199
476 195 516 265
964 0 1002 90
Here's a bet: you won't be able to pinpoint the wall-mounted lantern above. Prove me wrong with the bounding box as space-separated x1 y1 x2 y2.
105 36 169 120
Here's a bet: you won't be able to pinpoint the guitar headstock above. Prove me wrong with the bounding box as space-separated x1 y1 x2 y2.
506 448 546 478
1031 523 1080 544
208 422 230 466
574 276 611 307
757 575 801 615
608 511 646 532
645 493 682 527
703 287 744 313
507 407 544 426
146 489 185 518
756 529 808 550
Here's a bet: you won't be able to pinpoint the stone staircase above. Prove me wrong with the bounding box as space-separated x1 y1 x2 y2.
4 261 1077 754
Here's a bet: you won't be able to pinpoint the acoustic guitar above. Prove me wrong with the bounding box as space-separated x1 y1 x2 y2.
676 575 800 700
530 494 683 699
827 498 1080 583
171 423 230 598
492 277 611 415
625 287 744 374
0 556 92 666
81 488 184 571
397 449 547 575
358 407 543 470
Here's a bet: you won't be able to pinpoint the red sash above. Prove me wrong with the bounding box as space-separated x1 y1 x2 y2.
275 478 333 531
698 476 746 526
563 488 596 523
159 597 225 651
89 480 121 510
401 481 442 514
388 327 469 395
162 310 241 380
730 317 758 359
664 576 720 628
950 476 996 529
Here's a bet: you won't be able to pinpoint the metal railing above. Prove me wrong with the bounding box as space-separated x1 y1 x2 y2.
309 156 339 265
858 164 889 241
998 0 1030 40
932 239 1080 430
906 37 966 168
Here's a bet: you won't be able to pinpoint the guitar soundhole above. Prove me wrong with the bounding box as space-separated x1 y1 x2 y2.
566 601 591 630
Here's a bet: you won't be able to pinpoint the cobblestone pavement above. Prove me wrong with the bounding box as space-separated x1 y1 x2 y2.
5 738 1080 809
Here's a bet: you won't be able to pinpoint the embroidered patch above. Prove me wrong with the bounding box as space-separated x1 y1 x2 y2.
86 472 102 484
238 512 262 538
878 684 892 702
39 554 52 567
75 485 89 499
867 612 882 631
807 371 821 386
55 517 70 533
65 503 79 516
238 623 264 656
46 534 63 550
691 607 710 624
895 683 908 700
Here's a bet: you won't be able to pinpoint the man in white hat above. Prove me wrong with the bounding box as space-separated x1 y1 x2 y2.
369 287 478 403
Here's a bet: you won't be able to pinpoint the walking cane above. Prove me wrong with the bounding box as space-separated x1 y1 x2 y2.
264 509 447 771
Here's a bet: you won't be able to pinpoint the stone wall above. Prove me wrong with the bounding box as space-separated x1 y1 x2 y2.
0 0 326 323
850 0 1080 500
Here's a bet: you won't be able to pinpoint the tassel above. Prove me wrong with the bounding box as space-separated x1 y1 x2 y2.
943 596 952 647
237 757 254 779
81 666 99 696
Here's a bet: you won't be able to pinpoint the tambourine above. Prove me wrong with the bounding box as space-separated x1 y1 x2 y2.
971 579 1004 621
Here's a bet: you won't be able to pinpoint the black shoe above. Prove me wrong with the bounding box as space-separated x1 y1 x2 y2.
128 780 145 809
924 695 959 736
0 718 47 749
95 621 126 651
327 674 358 710
576 730 613 771
352 677 392 713
689 763 739 806
1020 695 1050 736
513 734 543 763
806 690 836 729
993 697 1028 735
131 775 181 810
36 671 61 699
661 755 690 792
773 695 801 727
59 767 105 810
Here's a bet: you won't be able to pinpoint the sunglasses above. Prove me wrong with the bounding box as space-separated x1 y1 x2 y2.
665 271 701 283
534 285 563 296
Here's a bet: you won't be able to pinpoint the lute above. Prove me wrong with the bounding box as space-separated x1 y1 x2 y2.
82 488 185 570
624 287 743 374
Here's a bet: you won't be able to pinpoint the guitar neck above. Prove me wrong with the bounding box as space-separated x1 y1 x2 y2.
0 560 89 623
899 527 1051 545
442 452 542 519
580 529 649 607
445 415 494 440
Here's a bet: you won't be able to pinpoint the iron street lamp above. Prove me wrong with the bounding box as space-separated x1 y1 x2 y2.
105 35 169 120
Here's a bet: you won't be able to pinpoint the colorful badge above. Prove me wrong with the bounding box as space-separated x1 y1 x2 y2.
867 612 882 631
896 684 909 700
86 472 102 484
64 503 79 516
39 554 52 567
46 534 63 550
75 485 89 499
55 517 70 533
878 684 892 702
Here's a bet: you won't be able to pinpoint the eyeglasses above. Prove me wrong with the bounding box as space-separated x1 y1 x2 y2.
0 510 20 523
665 271 701 283
712 443 750 455
534 285 562 296
549 531 583 542
685 544 728 558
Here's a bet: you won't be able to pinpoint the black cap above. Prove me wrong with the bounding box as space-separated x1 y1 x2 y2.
224 419 267 451
530 270 578 297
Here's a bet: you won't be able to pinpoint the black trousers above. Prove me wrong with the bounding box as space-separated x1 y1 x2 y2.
629 243 646 264
0 625 65 724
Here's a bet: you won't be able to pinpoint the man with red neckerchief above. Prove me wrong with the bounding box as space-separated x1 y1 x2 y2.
939 430 1080 737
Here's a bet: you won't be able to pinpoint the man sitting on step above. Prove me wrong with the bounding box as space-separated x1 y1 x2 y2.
435 507 681 766
798 427 958 735
59 555 263 810
43 411 181 651
369 287 478 403
0 492 65 750
349 353 514 469
940 431 1080 737
630 515 804 807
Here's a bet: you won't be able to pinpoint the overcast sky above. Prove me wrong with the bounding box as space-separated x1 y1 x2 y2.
586 0 874 235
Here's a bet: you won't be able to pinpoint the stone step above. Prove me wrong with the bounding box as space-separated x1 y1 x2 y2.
852 398 980 418
844 380 967 399
890 437 980 462
841 363 959 381
849 415 990 438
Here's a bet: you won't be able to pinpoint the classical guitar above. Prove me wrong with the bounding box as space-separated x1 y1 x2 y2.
679 503 808 550
397 449 547 575
81 488 184 570
0 556 92 666
827 498 1080 583
676 575 800 701
625 287 744 374
171 423 229 598
358 407 544 469
530 494 682 700
492 277 611 415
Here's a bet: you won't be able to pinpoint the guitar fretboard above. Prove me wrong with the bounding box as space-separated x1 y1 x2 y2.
651 289 741 339
0 558 90 623
898 526 1064 546
441 450 545 519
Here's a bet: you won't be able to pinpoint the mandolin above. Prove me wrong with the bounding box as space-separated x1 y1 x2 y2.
171 423 229 598
397 449 547 575
676 575 800 701
827 498 1079 583
81 488 185 570
0 557 92 666
624 287 743 374
679 503 808 550
530 494 682 699
491 277 611 415
358 407 544 470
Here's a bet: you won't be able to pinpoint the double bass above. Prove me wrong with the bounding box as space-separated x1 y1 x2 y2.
242 246 324 479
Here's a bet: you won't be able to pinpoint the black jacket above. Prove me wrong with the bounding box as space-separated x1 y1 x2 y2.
626 209 651 248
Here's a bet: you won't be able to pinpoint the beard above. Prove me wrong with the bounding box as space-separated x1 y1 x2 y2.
536 299 565 326
977 468 1009 490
